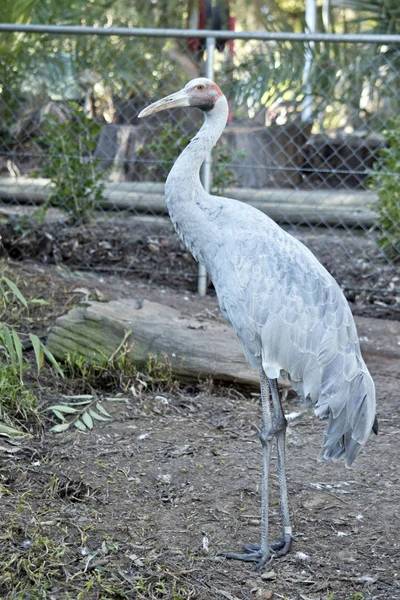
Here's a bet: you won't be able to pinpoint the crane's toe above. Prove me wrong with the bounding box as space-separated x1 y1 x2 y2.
218 548 270 569
270 534 293 556
243 533 293 557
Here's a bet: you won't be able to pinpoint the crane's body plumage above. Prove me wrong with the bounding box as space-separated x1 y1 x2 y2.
139 78 377 566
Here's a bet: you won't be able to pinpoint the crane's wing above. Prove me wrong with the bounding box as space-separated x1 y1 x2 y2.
207 202 376 467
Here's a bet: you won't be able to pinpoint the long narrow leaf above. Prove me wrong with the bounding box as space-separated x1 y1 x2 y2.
11 329 23 380
42 344 64 378
30 298 50 305
29 333 44 375
2 277 28 308
0 422 25 436
89 409 110 422
50 422 70 433
0 324 17 367
74 419 87 432
47 405 78 414
81 412 93 430
64 401 93 407
96 403 111 418
52 409 66 421
63 394 93 400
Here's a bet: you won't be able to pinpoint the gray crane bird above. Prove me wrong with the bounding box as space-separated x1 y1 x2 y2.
138 78 378 568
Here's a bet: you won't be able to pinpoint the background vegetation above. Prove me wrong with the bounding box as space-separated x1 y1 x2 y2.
0 0 399 252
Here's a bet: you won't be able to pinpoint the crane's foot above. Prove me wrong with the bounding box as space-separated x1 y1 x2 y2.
271 533 292 557
242 533 293 558
218 547 270 570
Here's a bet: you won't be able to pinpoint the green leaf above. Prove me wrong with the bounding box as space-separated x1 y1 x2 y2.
96 403 111 418
74 419 87 432
61 400 92 406
89 409 110 422
63 394 93 400
11 329 24 380
2 277 28 308
0 422 25 436
81 411 93 430
0 323 17 367
52 409 66 421
29 334 44 375
46 405 77 414
50 422 71 433
42 344 64 378
30 298 50 305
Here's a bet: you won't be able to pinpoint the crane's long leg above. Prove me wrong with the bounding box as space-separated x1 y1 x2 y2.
268 378 293 556
218 367 273 568
218 373 294 568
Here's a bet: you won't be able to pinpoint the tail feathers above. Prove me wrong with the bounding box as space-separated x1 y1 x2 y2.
319 430 362 467
372 415 379 435
318 396 376 467
317 365 376 467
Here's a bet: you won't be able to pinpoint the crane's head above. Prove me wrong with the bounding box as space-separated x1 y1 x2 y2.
138 78 224 118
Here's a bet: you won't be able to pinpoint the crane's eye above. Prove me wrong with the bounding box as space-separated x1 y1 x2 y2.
196 85 205 91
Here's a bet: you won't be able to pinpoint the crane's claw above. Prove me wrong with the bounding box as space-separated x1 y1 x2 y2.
218 548 270 569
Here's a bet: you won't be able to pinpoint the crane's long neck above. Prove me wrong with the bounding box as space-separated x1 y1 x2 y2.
165 95 229 261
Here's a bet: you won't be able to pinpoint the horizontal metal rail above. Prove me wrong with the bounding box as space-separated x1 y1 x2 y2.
1 23 400 44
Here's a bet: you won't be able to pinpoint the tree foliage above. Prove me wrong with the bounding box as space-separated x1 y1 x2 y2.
0 0 189 128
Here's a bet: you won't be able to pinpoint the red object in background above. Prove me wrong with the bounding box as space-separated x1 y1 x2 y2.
187 0 234 57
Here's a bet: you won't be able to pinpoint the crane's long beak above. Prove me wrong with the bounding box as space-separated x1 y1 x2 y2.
138 88 189 118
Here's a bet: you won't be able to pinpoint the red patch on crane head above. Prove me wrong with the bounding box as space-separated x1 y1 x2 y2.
186 78 225 111
210 82 223 99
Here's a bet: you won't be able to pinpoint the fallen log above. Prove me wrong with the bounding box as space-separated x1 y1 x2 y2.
46 299 261 388
46 299 400 389
0 177 378 227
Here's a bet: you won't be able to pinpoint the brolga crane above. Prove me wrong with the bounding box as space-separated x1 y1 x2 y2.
138 78 378 568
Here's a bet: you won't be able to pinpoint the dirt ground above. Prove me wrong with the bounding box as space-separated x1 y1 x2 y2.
1 255 399 600
1 214 399 319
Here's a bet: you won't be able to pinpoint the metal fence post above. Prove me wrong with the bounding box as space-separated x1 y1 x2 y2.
197 35 215 297
302 0 317 122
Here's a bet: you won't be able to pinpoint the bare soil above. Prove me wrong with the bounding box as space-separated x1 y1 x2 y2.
0 258 399 600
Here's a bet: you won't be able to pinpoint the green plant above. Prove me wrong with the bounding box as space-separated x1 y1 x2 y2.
137 119 192 179
212 143 246 195
0 274 63 434
62 343 177 395
39 102 105 223
47 395 113 433
369 117 400 261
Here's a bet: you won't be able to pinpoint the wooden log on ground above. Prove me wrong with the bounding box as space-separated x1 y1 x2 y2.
0 177 378 227
46 299 400 389
46 299 261 388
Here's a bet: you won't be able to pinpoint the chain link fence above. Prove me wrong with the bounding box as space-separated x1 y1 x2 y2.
0 25 399 317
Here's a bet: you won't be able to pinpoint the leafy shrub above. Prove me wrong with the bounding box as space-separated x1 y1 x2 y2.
40 103 105 223
369 117 400 261
137 119 192 179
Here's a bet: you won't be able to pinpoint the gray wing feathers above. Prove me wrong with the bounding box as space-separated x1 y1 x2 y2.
210 212 376 467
